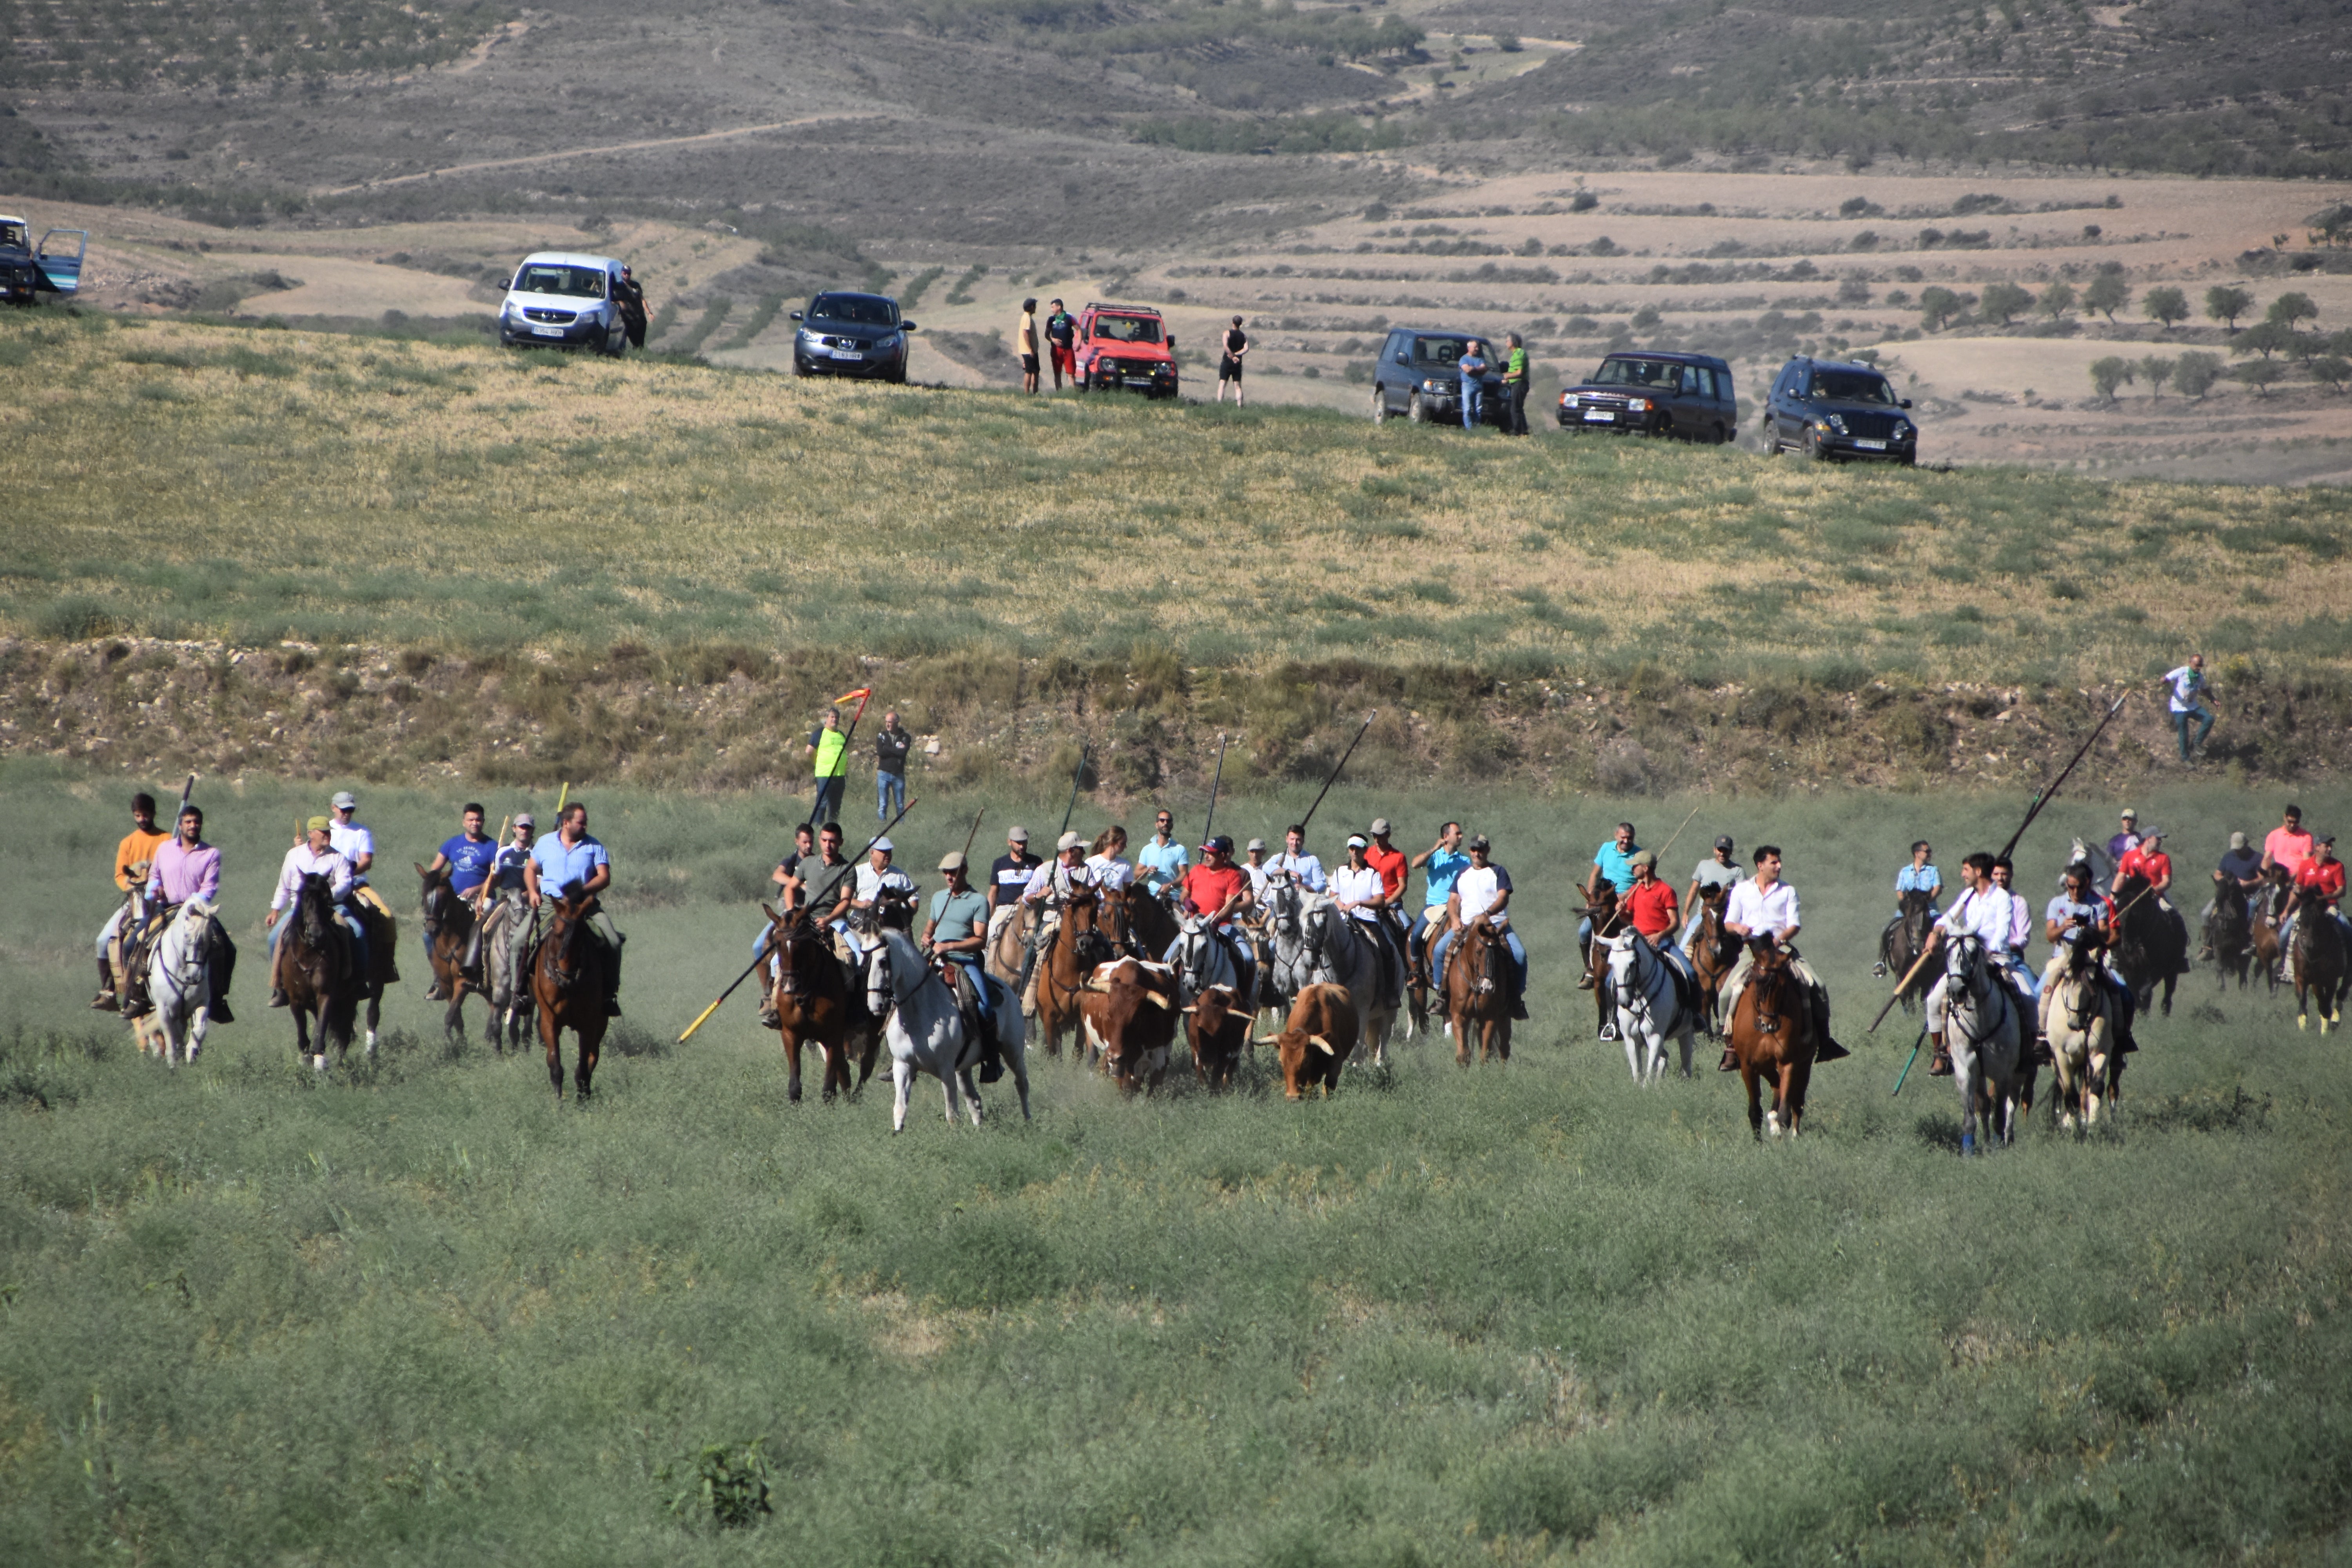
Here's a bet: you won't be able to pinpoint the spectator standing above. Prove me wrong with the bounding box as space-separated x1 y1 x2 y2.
615 266 648 350
2161 653 2215 760
805 707 850 828
1016 298 1041 394
1501 331 1531 435
1457 338 1489 429
1218 316 1249 405
874 710 911 824
1045 299 1077 390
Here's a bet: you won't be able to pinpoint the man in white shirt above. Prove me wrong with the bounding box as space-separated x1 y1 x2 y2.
1918 851 2019 1077
327 788 399 980
1274 824 1327 894
2160 652 2214 761
1716 844 1843 1070
1330 834 1402 1009
1018 831 1102 1014
265 815 362 1007
831 836 918 948
1433 835 1526 1019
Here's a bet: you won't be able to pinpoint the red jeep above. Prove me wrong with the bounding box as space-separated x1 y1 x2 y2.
1073 302 1180 399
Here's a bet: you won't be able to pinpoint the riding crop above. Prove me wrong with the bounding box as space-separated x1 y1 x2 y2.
675 794 920 1044
1200 733 1229 848
1297 711 1377 838
1998 694 2126 865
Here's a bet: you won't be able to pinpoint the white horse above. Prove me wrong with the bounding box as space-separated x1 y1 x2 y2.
1167 913 1247 1005
1942 934 2022 1154
2040 937 2119 1131
481 887 536 1053
1259 871 1312 1031
1603 929 1698 1085
864 927 1030 1132
136 897 221 1066
1301 893 1404 1066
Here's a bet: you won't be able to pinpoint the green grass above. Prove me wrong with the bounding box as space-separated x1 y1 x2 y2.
1 316 2347 691
6 764 2352 1563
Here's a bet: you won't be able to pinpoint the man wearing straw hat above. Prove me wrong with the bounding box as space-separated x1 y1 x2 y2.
265 815 365 1007
1017 830 1101 1016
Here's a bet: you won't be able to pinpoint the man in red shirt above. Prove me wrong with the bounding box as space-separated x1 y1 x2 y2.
1599 850 1685 1042
1172 835 1256 1001
1365 817 1410 955
2263 804 2315 879
2283 835 2349 960
2114 828 2174 909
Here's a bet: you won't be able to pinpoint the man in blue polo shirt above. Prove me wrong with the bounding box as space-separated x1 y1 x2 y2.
423 802 499 997
1137 810 1189 899
1408 821 1470 980
1578 821 1641 989
526 801 624 1015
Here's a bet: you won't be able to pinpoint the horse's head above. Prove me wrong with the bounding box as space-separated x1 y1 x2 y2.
1263 873 1301 934
542 892 592 984
295 871 336 931
1602 927 1641 984
1948 933 1988 990
1898 887 1937 928
761 903 828 998
415 859 452 916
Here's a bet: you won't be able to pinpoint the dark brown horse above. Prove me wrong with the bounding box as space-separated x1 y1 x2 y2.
2250 867 2290 995
1580 884 1621 1038
757 904 873 1102
1727 940 1817 1140
2289 897 2348 1035
416 860 486 1047
276 872 355 1071
2113 874 2188 1018
1690 885 1738 1038
1108 882 1182 964
2209 873 2255 991
1877 887 1945 1014
1033 886 1114 1059
532 892 612 1100
1444 916 1513 1065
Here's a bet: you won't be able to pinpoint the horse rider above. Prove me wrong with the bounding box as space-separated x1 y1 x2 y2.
2200 830 2267 958
1990 857 2040 1002
1017 830 1102 1013
2106 808 2142 872
525 801 624 1015
1365 818 1411 955
923 851 1002 1080
834 835 918 946
423 802 497 999
2112 826 2174 912
1240 836 1274 905
1917 852 2027 1078
2262 803 2314 879
1896 840 1942 916
1087 826 1137 892
1578 821 1641 990
1682 834 1741 950
473 812 536 973
1332 833 1404 1006
1170 834 1256 1000
1274 824 1327 893
1138 811 1189 901
266 816 365 1005
1599 850 1688 1042
1236 835 1277 983
1408 821 1470 980
1715 844 1842 1071
136 803 236 1024
329 790 398 980
1433 835 1526 1019
768 822 818 914
985 825 1040 955
92 791 171 1010
2280 833 2348 958
2040 860 2140 1054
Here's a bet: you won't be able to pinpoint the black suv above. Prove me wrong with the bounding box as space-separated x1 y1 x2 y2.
791 290 918 382
1556 351 1737 444
1763 357 1917 464
1370 328 1509 427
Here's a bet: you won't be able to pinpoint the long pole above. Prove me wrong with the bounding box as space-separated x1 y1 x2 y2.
1200 733 1229 847
677 794 920 1044
175 772 197 821
961 809 985 860
1868 940 1941 1033
1998 694 2126 865
1891 1020 1929 1096
1298 712 1376 838
1059 744 1092 838
1651 802 1703 866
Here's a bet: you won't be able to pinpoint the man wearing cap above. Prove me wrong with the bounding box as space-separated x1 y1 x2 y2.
92 791 171 1010
986 826 1042 955
1138 811 1189 900
1366 819 1410 952
1408 822 1470 986
330 789 399 982
1597 849 1684 1042
2200 830 2266 958
1274 824 1327 894
925 851 1002 1078
1434 835 1527 1019
1683 835 1742 950
266 816 364 1006
2113 827 2174 909
1171 835 1256 1001
1018 831 1101 1013
805 707 850 829
473 813 536 987
2263 804 2314 880
1331 833 1405 1009
2281 833 2349 963
836 836 918 937
1240 837 1274 906
2106 809 2143 873
423 803 498 998
137 803 236 1023
1579 822 1641 990
1716 845 1843 1071
526 802 623 1014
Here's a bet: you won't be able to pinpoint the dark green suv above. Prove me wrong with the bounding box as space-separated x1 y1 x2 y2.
1763 357 1918 465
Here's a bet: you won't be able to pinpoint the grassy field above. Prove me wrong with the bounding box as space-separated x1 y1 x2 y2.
2 315 2348 689
7 764 2352 1563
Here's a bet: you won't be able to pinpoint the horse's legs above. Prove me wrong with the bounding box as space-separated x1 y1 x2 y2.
542 1009 565 1099
576 1018 603 1101
783 1027 804 1103
891 1058 914 1133
1742 1063 1764 1140
1622 1013 1642 1083
2159 974 2175 1018
364 986 381 1055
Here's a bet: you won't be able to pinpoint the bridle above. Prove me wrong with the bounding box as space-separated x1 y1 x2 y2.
1947 935 2012 1051
1744 940 1797 1036
769 916 834 1000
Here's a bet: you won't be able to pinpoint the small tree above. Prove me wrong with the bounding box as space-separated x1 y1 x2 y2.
1980 281 2033 325
2137 355 2176 398
2235 359 2286 397
1919 286 1962 331
2142 286 2189 330
2040 280 2077 320
2234 319 2293 359
2083 271 2131 322
2266 291 2318 331
2309 355 2352 394
2174 350 2225 399
2089 356 2134 401
2205 284 2254 330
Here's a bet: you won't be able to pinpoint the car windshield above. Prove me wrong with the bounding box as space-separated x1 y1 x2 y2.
809 293 897 326
1809 370 1895 403
513 264 607 299
1412 337 1470 365
0 222 26 250
1095 315 1161 343
1591 358 1686 390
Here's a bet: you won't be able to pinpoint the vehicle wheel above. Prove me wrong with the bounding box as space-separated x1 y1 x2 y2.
1764 422 1782 456
1803 428 1833 463
1712 423 1728 446
1407 391 1429 424
1371 387 1388 422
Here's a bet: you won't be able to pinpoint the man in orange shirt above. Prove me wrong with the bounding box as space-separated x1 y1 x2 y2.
2263 804 2315 880
1365 817 1410 955
93 791 172 1010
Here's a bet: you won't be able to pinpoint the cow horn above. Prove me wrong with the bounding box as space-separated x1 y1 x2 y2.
1180 1004 1197 1014
1141 989 1172 1009
1310 1034 1334 1054
1081 978 1111 993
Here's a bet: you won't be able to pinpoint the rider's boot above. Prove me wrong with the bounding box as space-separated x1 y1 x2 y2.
1717 1039 1738 1071
1928 1031 1953 1076
757 973 781 1030
1811 991 1849 1060
1596 976 1617 1042
92 957 119 1011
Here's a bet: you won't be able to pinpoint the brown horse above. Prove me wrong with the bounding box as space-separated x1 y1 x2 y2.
1690 885 1738 1038
416 860 486 1047
1106 882 1181 964
2250 868 2289 995
1032 886 1114 1059
1727 940 1817 1140
1876 887 1945 1014
532 892 612 1100
1444 916 1513 1065
2208 873 2256 991
2289 898 2348 1035
275 872 356 1071
757 904 872 1102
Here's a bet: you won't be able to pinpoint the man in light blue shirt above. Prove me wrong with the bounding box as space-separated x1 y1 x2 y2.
525 802 624 1015
1137 810 1189 899
1275 824 1327 893
1408 821 1470 977
1895 840 1942 915
1579 821 1640 988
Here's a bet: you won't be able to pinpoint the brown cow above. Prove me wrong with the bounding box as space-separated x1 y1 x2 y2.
1254 982 1359 1100
1079 956 1180 1095
1183 982 1250 1093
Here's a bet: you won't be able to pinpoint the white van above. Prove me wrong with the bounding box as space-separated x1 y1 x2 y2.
498 252 630 353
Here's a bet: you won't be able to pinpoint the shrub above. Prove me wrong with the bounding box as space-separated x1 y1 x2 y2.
1979 281 2033 325
2236 360 2286 397
2311 355 2351 393
1918 287 1961 330
660 1438 774 1530
35 596 116 640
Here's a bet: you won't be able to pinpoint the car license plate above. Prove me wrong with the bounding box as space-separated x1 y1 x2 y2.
1856 438 1886 450
1583 410 1614 422
831 349 864 361
531 326 564 337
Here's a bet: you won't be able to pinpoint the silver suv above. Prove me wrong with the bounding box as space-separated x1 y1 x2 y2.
499 252 630 354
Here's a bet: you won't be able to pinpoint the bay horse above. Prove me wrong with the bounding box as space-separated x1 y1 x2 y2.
1689 885 1737 1038
2289 899 2347 1034
416 860 485 1047
1032 885 1114 1060
1726 939 1817 1140
2042 936 2120 1131
1443 915 1512 1065
2112 873 2187 1018
864 927 1030 1131
134 896 222 1067
1579 884 1621 1038
1941 934 2022 1154
531 891 612 1100
1876 887 1944 1014
1107 882 1180 964
757 903 872 1102
2208 874 2255 991
276 872 356 1071
2250 867 2290 995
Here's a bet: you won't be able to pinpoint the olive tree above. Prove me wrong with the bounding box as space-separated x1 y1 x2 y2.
2088 356 2134 401
2040 280 2077 320
2173 350 2225 399
2083 272 2131 322
1980 281 2033 325
2136 356 2176 397
2142 286 2189 330
1918 286 1962 331
2205 285 2254 331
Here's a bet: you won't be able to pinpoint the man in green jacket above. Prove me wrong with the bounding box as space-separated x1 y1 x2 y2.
805 707 850 826
1501 332 1532 436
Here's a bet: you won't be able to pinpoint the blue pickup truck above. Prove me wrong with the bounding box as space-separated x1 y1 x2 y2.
0 214 85 306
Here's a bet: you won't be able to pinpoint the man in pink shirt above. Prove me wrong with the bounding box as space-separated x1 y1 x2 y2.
2263 804 2315 879
135 804 237 1023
